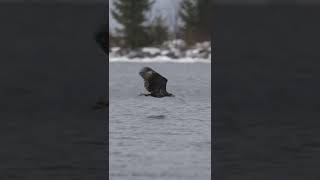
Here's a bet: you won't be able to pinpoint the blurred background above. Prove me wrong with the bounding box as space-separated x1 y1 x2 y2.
0 1 108 179
109 0 212 62
213 1 320 179
109 0 211 48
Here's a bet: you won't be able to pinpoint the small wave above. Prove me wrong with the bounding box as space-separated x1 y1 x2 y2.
109 56 211 63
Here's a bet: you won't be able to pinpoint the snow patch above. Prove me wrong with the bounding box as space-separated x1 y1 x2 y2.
109 40 212 63
109 56 211 63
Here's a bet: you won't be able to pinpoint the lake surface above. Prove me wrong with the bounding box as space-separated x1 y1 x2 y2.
109 63 211 180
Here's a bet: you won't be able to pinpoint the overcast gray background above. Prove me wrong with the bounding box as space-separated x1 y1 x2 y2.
108 0 316 31
109 0 182 32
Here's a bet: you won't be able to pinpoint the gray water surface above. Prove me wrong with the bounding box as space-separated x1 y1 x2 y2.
109 63 211 180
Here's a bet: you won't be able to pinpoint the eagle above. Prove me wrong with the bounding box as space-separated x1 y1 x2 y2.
139 67 174 98
92 24 108 110
94 24 108 55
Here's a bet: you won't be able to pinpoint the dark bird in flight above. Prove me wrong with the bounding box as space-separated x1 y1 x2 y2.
94 24 108 55
92 24 108 110
139 67 174 98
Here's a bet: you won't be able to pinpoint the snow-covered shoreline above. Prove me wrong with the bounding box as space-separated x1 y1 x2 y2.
109 56 211 63
109 40 212 63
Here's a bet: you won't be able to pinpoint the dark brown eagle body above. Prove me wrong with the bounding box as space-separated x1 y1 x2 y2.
139 67 174 98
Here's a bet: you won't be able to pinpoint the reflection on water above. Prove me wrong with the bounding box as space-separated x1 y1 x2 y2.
146 115 166 119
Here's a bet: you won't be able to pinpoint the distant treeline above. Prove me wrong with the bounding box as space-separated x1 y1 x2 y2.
109 0 212 49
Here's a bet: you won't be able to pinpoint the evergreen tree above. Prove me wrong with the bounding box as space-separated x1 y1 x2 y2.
109 31 115 48
111 0 154 49
180 0 198 30
147 16 169 46
197 0 212 38
179 0 212 44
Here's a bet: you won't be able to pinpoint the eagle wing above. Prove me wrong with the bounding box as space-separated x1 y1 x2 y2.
147 72 168 94
140 66 172 97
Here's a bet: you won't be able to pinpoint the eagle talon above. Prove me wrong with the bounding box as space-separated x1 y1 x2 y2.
138 93 151 96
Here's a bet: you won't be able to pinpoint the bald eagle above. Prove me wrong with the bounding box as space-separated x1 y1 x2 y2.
139 67 174 98
94 24 108 55
92 24 108 110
